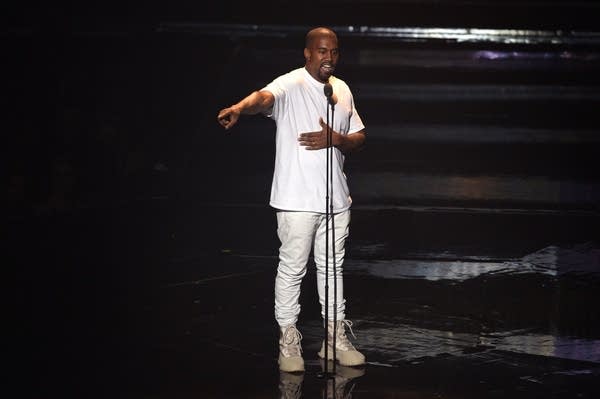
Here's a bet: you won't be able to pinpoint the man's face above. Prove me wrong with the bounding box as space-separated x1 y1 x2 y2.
304 34 339 83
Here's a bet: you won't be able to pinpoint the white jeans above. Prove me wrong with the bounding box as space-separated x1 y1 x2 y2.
275 210 350 327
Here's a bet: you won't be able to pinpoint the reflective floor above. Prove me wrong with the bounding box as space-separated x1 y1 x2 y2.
10 200 600 398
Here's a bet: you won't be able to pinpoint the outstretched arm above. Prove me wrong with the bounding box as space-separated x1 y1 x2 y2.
298 118 366 154
217 90 275 130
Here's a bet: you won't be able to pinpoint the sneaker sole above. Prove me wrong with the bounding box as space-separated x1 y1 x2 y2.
278 357 305 372
317 345 366 367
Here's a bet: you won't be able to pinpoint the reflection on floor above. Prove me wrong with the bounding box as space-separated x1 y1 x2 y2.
12 200 599 398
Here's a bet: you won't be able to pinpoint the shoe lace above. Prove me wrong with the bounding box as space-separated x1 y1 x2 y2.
281 325 303 357
333 320 357 351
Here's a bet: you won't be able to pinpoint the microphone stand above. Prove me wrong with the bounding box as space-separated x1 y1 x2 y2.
319 83 337 380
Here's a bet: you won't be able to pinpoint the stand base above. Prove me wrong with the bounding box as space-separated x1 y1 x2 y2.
317 358 337 379
316 371 336 379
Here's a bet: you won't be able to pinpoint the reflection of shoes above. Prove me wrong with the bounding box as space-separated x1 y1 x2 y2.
278 324 305 372
318 320 366 366
320 359 365 399
320 359 366 379
337 364 366 379
279 371 304 399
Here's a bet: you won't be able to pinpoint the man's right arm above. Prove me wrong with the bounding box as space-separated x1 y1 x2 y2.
217 90 275 130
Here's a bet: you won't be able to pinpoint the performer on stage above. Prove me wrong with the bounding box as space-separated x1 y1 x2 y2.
217 27 366 372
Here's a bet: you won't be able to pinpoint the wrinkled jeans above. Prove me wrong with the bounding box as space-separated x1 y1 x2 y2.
274 210 350 327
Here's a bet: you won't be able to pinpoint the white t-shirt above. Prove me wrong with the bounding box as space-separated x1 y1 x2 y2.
263 67 365 213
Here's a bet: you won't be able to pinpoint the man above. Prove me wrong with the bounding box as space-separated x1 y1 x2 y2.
217 27 366 372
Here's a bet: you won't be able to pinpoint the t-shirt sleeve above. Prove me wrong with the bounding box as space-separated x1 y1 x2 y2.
262 76 287 120
348 94 365 134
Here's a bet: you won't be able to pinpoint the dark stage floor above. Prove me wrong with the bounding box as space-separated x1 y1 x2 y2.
10 198 600 398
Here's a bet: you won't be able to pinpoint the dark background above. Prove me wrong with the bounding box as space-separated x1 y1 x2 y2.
5 0 600 215
5 1 600 397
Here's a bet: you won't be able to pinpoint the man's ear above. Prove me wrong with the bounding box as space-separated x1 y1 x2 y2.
303 48 310 61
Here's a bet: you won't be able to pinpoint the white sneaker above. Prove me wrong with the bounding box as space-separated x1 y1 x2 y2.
318 320 366 367
278 325 305 372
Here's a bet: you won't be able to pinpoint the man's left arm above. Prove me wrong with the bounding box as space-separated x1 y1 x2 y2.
334 130 366 154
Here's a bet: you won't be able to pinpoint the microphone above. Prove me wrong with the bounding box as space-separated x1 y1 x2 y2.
324 82 333 105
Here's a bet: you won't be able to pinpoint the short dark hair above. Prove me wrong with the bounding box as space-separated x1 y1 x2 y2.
305 27 337 48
